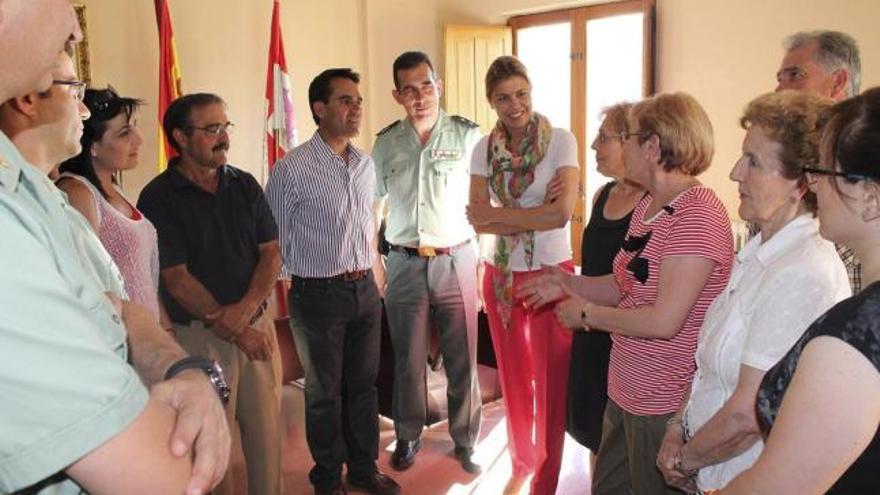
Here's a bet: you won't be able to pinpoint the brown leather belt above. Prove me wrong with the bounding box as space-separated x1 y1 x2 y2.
389 240 470 258
296 269 370 283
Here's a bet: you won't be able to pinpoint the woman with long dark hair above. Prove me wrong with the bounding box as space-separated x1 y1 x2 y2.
58 87 168 328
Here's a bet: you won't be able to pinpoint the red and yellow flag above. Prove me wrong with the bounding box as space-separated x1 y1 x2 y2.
155 0 183 172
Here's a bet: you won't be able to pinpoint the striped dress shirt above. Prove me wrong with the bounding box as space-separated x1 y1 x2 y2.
266 132 375 278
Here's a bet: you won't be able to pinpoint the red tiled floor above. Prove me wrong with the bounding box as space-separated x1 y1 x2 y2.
228 382 592 494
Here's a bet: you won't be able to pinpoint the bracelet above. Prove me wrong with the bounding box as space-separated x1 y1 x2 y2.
666 416 682 426
675 447 699 476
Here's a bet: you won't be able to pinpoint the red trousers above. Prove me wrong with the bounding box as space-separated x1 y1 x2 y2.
484 262 574 495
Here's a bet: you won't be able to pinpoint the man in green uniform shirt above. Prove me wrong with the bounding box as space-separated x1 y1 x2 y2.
0 3 228 493
371 51 482 474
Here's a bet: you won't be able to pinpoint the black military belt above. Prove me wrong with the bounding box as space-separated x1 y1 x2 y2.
389 239 470 257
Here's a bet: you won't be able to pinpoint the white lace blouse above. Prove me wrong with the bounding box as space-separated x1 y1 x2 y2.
684 214 850 490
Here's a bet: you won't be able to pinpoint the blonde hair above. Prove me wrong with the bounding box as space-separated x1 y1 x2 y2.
630 92 714 175
601 102 633 134
485 55 530 99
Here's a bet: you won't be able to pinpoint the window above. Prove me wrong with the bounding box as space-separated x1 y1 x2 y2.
510 1 655 261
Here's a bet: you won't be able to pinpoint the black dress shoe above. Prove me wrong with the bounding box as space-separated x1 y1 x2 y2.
347 470 401 495
314 483 347 495
453 446 482 474
390 438 421 471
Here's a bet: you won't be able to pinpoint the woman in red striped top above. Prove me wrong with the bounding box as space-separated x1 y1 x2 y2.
520 92 734 495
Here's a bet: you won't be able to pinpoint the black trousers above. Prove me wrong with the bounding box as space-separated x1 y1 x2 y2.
289 273 382 489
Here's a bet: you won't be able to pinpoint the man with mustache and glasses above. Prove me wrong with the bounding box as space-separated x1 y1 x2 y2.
371 51 482 474
138 93 284 495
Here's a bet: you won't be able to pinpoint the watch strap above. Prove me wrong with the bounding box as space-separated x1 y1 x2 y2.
164 356 214 380
164 356 230 405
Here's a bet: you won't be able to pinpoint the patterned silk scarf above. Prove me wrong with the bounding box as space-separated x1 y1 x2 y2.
487 112 553 329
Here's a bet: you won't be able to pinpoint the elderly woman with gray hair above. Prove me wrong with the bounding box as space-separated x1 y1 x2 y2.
656 91 850 493
718 87 880 495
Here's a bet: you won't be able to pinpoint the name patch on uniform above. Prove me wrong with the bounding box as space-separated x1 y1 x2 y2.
430 149 463 161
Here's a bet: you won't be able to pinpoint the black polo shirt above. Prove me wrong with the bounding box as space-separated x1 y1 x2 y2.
137 160 278 324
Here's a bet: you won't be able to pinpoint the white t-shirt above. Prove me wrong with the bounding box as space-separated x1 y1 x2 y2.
470 127 577 271
684 214 851 490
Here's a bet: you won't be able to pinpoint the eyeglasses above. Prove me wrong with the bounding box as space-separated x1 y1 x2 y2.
802 166 879 184
620 131 650 141
187 122 235 136
87 85 120 112
596 132 627 144
53 79 86 102
776 67 808 85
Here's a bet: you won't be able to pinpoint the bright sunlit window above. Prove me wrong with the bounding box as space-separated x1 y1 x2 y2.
516 22 572 131
585 13 644 203
512 1 653 262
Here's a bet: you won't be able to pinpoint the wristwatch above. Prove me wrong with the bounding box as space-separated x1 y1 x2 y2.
164 356 231 405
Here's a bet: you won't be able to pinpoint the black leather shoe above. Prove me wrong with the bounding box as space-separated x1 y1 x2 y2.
390 438 421 471
315 483 347 495
453 446 482 474
347 470 401 495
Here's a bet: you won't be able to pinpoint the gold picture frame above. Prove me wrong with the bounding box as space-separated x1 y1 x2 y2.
73 4 92 86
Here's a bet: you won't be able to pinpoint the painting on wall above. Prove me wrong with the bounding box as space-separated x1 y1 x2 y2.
73 3 92 86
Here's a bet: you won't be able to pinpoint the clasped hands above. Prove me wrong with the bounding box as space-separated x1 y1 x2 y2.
205 302 273 361
656 423 700 494
516 265 593 330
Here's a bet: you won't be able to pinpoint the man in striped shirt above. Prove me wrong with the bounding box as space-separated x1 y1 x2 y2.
266 68 400 495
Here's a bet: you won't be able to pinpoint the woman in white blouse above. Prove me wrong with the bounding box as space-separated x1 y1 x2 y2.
655 91 851 493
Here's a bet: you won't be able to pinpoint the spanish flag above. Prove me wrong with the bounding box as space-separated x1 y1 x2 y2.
155 0 182 172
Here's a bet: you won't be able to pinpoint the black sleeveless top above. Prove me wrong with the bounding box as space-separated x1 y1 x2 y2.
567 182 636 450
757 281 880 493
580 182 635 276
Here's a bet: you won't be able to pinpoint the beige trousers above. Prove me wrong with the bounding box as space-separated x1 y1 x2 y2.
174 314 283 495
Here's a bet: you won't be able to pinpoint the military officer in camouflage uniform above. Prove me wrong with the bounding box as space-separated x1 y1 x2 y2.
371 51 482 474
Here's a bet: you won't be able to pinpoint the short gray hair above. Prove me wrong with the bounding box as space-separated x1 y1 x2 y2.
784 30 861 97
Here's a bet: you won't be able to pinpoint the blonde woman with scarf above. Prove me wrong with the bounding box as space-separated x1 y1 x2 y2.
467 55 579 495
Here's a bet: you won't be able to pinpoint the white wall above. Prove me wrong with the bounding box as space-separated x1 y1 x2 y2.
80 0 368 196
80 0 880 216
